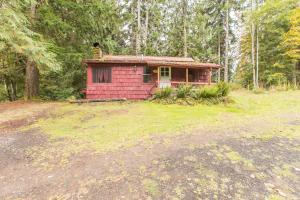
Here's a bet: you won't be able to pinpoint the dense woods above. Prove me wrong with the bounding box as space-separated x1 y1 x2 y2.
0 0 299 101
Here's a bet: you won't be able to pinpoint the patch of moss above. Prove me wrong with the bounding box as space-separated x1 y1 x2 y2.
174 184 185 199
267 194 285 200
225 151 242 163
211 145 255 171
273 164 294 179
159 174 171 182
184 155 197 162
142 178 160 197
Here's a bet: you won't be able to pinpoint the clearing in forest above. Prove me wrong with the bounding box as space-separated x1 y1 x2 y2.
0 90 299 199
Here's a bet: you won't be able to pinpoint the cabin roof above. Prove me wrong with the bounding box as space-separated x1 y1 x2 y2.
146 61 220 68
84 55 221 69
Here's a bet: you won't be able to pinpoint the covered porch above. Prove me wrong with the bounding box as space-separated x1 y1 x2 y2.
147 61 220 88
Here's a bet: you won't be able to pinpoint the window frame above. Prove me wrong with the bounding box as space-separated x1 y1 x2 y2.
92 66 112 84
160 67 170 77
143 66 153 83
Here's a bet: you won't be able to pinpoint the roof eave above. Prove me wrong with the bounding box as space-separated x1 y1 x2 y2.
83 59 221 69
83 59 147 65
146 61 221 69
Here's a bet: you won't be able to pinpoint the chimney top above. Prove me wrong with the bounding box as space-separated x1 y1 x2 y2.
93 42 103 59
93 42 100 48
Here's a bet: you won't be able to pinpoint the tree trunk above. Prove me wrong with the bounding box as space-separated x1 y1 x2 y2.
251 0 256 88
136 0 141 55
24 1 39 100
25 59 39 100
293 61 299 88
4 77 13 101
218 33 221 82
224 0 229 82
256 25 259 87
143 2 149 52
10 80 17 101
182 0 188 57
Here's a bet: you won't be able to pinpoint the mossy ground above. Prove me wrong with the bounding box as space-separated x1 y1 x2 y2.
0 90 299 199
24 90 300 151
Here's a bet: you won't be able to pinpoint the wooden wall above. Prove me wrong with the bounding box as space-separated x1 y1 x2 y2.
86 64 211 100
86 65 156 100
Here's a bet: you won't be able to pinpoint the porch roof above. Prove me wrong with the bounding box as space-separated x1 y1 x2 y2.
84 55 221 69
146 61 220 69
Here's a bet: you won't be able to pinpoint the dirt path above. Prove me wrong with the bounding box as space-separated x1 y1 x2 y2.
0 102 299 200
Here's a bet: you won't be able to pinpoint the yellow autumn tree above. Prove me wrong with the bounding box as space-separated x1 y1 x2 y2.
283 7 300 59
282 7 300 86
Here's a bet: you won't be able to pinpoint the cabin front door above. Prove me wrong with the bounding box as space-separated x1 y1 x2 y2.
159 67 171 88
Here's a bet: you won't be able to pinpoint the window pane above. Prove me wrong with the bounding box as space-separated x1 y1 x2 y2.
92 67 112 83
160 67 169 77
165 68 169 76
144 66 151 74
143 66 152 83
143 75 151 83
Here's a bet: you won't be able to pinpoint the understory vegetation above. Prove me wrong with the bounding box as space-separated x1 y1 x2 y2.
153 82 231 105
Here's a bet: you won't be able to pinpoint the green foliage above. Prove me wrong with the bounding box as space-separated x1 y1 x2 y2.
236 0 299 88
0 0 58 68
176 84 193 98
0 84 7 101
194 82 230 99
0 0 124 101
153 83 230 105
266 73 287 86
194 86 219 99
0 0 59 101
217 82 230 97
154 87 173 99
282 7 300 60
0 0 298 101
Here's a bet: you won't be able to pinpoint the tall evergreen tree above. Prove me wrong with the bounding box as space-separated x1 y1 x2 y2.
0 0 58 100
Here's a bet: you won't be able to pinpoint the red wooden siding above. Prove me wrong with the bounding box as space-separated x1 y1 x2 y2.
86 64 211 100
86 65 156 100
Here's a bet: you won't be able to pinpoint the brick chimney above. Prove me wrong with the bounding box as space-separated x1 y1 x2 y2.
93 42 103 59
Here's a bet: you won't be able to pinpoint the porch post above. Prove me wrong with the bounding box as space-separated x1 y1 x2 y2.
157 66 160 86
208 67 212 85
186 68 188 84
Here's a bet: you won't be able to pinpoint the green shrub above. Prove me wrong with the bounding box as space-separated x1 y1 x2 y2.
0 85 7 102
194 82 229 100
154 87 173 99
194 86 219 99
176 84 193 98
217 82 230 97
152 83 232 105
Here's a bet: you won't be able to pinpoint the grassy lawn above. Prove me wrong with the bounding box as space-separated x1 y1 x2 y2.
1 90 300 199
27 90 300 151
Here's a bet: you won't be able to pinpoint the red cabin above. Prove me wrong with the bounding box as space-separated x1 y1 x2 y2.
84 54 220 100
